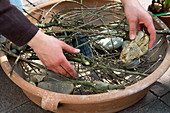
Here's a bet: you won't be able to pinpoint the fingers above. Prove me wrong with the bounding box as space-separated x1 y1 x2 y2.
137 23 142 31
61 42 80 54
60 57 79 79
50 57 78 79
148 31 156 49
50 66 72 78
143 16 156 48
129 16 156 49
37 52 78 79
47 61 78 79
129 18 138 40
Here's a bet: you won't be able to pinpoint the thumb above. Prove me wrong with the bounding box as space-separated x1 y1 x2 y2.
129 20 137 40
62 42 80 54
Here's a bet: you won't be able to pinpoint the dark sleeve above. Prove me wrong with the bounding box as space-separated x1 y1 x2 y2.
0 0 39 46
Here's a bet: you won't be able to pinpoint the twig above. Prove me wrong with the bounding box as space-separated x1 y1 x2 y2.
25 0 36 7
98 65 149 77
8 54 21 76
144 55 163 74
156 29 170 35
23 8 41 23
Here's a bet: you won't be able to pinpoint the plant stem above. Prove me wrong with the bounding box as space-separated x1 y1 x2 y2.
98 65 148 77
8 54 21 76
152 12 170 17
156 29 170 35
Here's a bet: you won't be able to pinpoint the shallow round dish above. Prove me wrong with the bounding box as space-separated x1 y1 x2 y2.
0 0 169 112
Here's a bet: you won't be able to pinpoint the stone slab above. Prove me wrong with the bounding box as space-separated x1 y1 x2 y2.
0 66 29 113
161 92 170 107
119 91 157 113
132 99 170 113
150 68 170 97
7 101 52 113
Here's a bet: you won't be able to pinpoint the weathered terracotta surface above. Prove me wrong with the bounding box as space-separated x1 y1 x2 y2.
159 15 170 29
0 0 169 113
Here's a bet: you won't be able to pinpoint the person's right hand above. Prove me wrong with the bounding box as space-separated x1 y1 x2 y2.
28 30 80 78
121 0 156 48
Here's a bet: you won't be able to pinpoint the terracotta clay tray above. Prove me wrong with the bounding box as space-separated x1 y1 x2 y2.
0 0 169 113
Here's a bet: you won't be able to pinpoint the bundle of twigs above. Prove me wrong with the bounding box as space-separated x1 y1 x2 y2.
0 0 166 95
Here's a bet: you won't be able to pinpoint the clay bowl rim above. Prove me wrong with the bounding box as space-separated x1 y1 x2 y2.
0 0 169 104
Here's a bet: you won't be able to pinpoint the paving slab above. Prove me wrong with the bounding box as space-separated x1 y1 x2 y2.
0 65 50 113
0 66 29 113
119 91 157 113
150 68 170 97
161 92 170 107
132 99 170 113
7 101 52 113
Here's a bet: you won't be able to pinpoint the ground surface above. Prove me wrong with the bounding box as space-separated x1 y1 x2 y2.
0 0 170 113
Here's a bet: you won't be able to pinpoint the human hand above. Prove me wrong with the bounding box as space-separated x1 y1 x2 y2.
121 0 156 48
28 30 80 78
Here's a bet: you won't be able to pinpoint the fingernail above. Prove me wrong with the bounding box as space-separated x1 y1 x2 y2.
130 34 135 40
75 49 80 53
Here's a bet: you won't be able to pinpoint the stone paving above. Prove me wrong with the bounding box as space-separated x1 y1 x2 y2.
0 0 170 113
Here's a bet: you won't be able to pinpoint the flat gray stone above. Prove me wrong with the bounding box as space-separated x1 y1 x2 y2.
38 81 74 94
161 92 170 106
118 92 157 113
95 37 124 50
0 66 29 112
